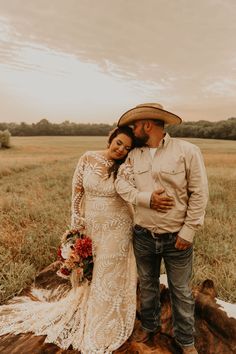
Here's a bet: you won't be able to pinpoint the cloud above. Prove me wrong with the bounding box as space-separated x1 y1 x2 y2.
1 0 235 79
203 78 236 97
0 0 236 122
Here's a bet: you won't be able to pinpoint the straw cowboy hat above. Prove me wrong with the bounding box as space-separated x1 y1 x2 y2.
117 103 182 127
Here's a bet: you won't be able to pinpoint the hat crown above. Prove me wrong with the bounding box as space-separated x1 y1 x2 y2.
117 102 182 127
136 103 164 110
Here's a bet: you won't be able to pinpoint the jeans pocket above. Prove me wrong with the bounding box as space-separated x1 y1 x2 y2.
133 224 147 236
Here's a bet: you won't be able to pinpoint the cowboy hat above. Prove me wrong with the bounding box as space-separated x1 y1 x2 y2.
117 103 182 127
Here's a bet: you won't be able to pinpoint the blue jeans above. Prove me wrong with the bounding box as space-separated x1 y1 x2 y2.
133 225 195 347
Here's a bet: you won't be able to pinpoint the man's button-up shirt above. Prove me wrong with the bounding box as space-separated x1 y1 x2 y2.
115 133 209 243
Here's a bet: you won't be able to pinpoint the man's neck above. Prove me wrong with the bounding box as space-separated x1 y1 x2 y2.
147 131 165 148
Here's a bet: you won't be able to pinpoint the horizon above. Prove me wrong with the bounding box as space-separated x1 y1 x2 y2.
0 0 236 124
1 116 236 126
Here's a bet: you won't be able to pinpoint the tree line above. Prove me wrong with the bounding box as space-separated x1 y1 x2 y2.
167 117 236 140
0 120 116 137
0 117 235 140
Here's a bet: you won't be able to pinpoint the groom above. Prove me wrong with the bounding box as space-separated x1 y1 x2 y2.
115 103 208 354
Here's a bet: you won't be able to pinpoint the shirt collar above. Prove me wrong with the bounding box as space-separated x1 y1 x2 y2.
162 132 170 147
139 132 170 152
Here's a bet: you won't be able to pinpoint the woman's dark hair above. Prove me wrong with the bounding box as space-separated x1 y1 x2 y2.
107 126 135 179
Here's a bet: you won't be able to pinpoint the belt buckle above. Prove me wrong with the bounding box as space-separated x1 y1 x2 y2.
151 231 160 238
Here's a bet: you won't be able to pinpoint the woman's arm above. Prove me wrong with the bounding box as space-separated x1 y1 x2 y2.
71 154 87 228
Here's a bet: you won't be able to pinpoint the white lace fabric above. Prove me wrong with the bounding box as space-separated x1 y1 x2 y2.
0 151 137 354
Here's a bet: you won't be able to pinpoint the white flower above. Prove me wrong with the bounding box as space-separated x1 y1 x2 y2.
61 242 73 259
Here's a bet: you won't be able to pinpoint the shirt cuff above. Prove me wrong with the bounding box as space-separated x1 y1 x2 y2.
136 192 152 208
178 224 195 243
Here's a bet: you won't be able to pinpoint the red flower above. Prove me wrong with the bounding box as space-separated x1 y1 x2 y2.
74 237 92 258
60 267 71 276
57 247 65 261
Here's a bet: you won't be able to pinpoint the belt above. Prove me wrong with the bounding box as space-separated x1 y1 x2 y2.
150 231 178 239
134 224 178 239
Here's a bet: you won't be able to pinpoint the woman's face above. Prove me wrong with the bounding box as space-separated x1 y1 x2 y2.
108 133 132 160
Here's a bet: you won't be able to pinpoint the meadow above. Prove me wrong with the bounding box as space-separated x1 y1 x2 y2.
0 136 236 303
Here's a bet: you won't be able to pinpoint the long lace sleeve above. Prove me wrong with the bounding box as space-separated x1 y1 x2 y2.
115 153 152 208
71 154 87 229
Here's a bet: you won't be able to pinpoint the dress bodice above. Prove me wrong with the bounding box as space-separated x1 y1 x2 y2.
82 152 116 198
71 151 131 229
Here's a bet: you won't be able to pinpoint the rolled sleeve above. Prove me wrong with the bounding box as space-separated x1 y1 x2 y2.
179 146 208 242
178 225 196 243
136 191 152 208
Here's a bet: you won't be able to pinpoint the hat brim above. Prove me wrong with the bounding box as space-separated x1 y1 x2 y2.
117 105 182 127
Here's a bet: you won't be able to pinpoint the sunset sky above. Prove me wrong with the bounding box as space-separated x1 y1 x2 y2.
0 0 236 124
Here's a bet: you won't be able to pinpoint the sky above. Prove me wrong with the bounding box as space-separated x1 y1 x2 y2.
0 0 236 124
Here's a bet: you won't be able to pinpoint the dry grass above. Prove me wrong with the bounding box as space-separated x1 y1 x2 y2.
0 136 235 303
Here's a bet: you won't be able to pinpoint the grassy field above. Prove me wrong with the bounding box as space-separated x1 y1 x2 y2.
0 136 236 303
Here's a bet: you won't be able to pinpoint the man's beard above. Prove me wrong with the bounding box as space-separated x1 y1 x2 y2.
134 132 149 147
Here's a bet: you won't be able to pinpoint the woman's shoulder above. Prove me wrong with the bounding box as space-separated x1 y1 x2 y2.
81 150 104 158
78 150 105 162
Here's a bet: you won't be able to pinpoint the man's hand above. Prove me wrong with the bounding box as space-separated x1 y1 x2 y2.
175 235 192 250
150 188 175 213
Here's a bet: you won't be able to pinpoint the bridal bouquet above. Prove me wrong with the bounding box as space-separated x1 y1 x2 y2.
57 227 93 285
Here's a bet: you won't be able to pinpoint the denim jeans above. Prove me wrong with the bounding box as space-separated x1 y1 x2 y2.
133 225 195 347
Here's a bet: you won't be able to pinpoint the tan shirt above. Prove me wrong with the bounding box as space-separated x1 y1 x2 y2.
115 133 209 243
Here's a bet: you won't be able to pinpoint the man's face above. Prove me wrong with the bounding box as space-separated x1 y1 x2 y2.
132 121 149 147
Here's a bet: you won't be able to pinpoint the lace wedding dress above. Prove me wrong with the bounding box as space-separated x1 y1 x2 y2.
0 151 137 353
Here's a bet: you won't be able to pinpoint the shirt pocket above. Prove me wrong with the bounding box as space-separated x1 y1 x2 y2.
160 164 186 189
133 164 151 189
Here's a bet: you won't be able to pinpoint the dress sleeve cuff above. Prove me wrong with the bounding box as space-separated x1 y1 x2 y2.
137 192 152 208
178 225 195 243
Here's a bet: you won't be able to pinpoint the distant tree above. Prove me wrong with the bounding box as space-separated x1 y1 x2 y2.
227 118 236 140
35 119 53 135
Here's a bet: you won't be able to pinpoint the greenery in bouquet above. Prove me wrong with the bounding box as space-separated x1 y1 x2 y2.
57 227 93 285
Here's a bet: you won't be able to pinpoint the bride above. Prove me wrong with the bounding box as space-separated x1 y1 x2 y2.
0 127 137 353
